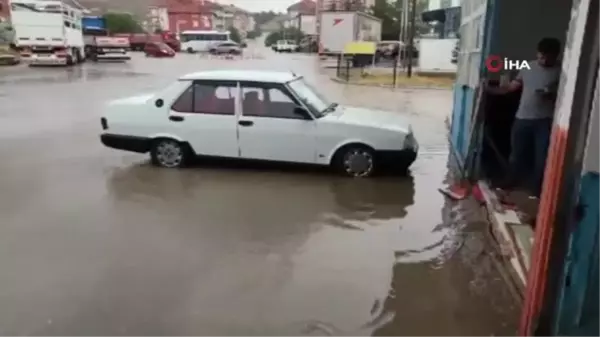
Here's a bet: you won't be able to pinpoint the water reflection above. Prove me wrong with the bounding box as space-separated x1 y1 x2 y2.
0 65 147 85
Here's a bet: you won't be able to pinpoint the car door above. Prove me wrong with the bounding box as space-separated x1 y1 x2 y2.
144 43 155 55
237 81 317 164
168 80 240 158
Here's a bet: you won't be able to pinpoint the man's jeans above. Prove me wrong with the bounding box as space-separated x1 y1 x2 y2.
505 118 553 197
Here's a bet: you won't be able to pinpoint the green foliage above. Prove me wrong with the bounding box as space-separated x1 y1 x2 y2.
264 27 304 46
252 11 279 26
246 27 262 40
228 26 241 43
0 22 14 44
104 12 144 34
371 0 400 40
371 0 431 40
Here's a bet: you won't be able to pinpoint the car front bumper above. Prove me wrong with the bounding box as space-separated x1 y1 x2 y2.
375 149 418 168
101 133 151 153
25 55 68 65
96 53 131 60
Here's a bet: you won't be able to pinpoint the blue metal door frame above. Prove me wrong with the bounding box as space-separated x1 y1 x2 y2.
449 0 497 173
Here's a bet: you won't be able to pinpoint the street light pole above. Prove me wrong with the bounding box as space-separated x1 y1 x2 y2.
406 0 416 77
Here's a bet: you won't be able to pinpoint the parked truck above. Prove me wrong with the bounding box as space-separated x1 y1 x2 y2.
318 11 382 55
82 16 130 61
114 32 180 52
10 0 85 66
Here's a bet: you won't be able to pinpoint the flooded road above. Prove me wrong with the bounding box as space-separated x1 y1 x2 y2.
0 44 518 335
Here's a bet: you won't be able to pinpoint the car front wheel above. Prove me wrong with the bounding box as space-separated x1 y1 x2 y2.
151 139 189 168
333 145 376 177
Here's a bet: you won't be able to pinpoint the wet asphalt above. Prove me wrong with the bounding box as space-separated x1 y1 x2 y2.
0 41 519 335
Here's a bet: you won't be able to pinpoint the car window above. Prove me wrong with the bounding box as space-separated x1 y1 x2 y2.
171 82 237 115
241 83 300 119
241 87 265 116
193 83 237 115
171 85 193 112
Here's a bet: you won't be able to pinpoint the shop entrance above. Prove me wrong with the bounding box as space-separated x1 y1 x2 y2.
453 0 599 334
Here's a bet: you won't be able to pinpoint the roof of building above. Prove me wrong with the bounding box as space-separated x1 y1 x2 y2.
287 0 316 14
153 0 215 13
179 70 300 83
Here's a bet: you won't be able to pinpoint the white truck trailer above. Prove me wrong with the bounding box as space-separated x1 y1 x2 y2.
318 11 382 55
10 0 85 66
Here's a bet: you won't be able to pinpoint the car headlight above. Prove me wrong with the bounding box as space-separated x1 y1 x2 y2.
404 132 417 149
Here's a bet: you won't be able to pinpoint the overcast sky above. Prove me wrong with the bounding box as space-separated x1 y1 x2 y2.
217 0 297 12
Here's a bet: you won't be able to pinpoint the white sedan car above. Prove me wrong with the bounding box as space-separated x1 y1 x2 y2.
100 70 418 177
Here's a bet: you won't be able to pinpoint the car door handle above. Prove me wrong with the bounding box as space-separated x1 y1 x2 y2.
169 116 184 122
238 120 253 127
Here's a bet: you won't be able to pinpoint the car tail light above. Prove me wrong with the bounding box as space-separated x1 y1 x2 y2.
101 117 108 130
54 47 68 58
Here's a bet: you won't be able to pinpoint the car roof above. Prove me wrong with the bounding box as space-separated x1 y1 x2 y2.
179 70 301 83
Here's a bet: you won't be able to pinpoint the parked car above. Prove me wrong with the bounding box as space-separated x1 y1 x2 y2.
99 70 418 177
0 45 20 65
144 41 175 58
273 40 298 52
208 42 242 55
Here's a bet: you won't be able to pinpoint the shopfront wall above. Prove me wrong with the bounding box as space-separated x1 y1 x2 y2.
518 0 599 333
456 0 599 333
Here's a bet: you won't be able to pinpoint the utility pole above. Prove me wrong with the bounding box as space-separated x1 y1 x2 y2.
397 0 404 43
402 0 408 43
406 0 416 77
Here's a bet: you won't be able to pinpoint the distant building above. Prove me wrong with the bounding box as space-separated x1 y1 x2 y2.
287 0 316 17
421 5 460 38
149 0 215 34
213 4 254 37
315 0 375 12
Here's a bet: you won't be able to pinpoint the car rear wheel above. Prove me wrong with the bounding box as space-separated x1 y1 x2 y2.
151 139 189 168
187 47 194 54
333 144 376 178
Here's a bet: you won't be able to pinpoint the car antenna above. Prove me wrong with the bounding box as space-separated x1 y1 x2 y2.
290 69 297 76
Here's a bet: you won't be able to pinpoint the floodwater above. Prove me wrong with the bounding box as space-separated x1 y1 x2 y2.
0 42 519 335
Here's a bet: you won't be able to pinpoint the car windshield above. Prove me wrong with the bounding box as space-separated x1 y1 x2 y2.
287 78 332 117
155 42 169 49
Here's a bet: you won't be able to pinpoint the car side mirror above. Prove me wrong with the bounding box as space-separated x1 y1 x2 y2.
155 99 164 108
294 106 311 119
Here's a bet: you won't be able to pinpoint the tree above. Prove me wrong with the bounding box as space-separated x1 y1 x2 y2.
370 0 431 40
0 22 14 45
228 26 241 43
246 27 262 39
371 0 400 40
252 11 279 26
104 12 144 34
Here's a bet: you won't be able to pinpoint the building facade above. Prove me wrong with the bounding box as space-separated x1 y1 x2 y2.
213 5 253 37
149 0 214 33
